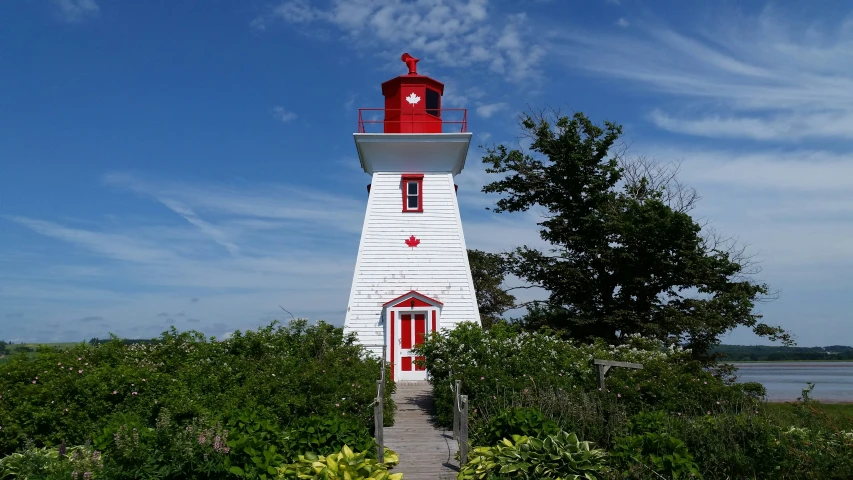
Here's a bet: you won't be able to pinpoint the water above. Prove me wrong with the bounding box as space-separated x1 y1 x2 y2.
733 362 853 402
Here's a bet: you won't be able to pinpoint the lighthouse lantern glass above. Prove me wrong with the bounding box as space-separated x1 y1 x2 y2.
426 88 440 117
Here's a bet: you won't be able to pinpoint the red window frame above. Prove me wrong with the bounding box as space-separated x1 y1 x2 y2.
401 174 424 213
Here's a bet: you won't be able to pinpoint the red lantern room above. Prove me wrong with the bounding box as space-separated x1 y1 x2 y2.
380 53 444 133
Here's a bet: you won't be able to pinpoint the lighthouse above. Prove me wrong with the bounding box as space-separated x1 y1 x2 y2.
344 53 481 381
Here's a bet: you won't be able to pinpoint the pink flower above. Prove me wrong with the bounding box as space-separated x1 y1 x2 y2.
480 376 484 380
132 392 138 396
78 370 83 374
65 408 69 412
32 380 36 384
706 411 711 415
617 394 621 398
78 357 82 361
716 401 720 405
703 381 707 385
113 391 117 395
142 379 146 382
335 403 340 407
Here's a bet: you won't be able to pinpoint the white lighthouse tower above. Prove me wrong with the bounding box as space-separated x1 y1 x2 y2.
344 53 481 381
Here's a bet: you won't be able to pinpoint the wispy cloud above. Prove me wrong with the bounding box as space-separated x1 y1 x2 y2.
0 173 372 341
615 17 629 28
476 102 507 118
271 106 297 122
54 0 99 22
552 6 853 141
253 0 545 83
649 109 853 141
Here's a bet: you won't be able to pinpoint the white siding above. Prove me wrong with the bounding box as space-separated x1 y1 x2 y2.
344 171 480 356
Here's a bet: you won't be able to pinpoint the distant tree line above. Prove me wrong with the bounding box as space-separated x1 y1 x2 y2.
87 338 159 346
713 344 853 361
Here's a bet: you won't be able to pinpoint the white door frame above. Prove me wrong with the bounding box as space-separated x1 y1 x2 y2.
382 291 443 381
389 307 439 381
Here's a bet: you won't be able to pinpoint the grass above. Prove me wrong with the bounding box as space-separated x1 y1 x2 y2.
766 402 853 430
0 342 79 364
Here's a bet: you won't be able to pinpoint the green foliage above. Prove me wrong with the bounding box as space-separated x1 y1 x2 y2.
612 433 702 479
284 415 375 461
0 442 103 480
276 445 402 480
414 322 762 427
225 408 287 480
459 431 609 480
480 110 791 359
0 320 394 478
475 407 559 447
467 249 516 328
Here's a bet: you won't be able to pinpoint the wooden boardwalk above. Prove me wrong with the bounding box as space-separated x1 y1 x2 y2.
385 382 460 480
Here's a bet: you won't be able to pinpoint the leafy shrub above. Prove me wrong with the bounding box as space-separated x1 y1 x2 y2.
276 445 402 480
224 407 288 480
611 432 702 479
0 442 103 479
284 415 375 461
472 386 630 449
414 322 762 428
460 431 609 480
0 320 394 461
474 407 559 447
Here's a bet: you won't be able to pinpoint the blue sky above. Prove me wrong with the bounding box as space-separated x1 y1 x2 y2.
1 0 852 346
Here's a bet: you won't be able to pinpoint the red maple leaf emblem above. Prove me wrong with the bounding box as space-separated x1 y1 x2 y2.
405 235 421 248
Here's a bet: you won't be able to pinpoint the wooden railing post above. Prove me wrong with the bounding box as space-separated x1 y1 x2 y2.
453 379 461 440
460 394 469 466
375 379 384 463
593 359 643 391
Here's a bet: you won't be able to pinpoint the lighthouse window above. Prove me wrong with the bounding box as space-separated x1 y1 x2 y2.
425 88 440 117
401 174 424 213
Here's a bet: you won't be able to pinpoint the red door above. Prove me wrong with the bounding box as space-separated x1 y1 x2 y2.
397 312 427 380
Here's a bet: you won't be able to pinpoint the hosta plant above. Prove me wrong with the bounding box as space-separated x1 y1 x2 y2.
459 431 609 480
277 445 402 480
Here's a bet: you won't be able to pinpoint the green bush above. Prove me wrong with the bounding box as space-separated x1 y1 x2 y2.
459 431 609 480
224 407 288 480
276 445 402 480
611 432 702 479
0 442 103 480
284 415 375 461
414 322 762 428
474 407 559 447
0 320 394 478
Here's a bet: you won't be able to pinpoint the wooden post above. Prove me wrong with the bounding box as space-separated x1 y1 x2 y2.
453 379 461 440
593 359 643 391
375 380 384 463
459 394 469 466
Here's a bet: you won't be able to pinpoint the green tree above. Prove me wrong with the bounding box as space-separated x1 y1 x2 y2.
467 249 516 328
481 110 791 360
0 341 6 355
